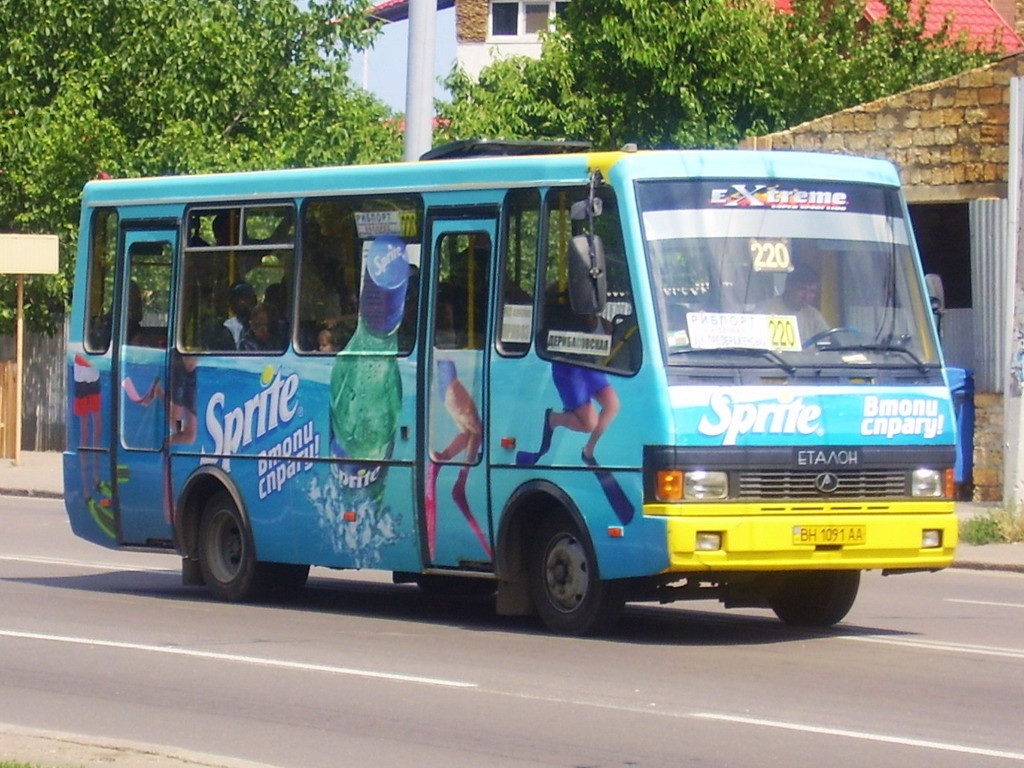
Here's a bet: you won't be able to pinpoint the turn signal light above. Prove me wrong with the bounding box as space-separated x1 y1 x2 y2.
656 470 684 502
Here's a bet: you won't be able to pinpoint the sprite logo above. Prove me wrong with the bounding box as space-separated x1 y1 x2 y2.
206 366 300 471
697 392 822 445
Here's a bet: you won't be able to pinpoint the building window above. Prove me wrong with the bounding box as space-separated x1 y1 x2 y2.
490 1 567 40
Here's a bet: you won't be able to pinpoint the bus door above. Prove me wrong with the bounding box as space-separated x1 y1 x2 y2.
422 213 497 568
113 225 176 546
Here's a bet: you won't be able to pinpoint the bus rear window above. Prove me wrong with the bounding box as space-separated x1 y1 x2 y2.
84 208 119 354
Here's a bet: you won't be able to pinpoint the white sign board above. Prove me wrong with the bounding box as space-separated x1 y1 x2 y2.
0 234 59 275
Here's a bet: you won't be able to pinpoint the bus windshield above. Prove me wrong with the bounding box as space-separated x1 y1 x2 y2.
637 178 940 369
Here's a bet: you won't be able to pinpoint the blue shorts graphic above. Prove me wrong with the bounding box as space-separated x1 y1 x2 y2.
552 362 610 411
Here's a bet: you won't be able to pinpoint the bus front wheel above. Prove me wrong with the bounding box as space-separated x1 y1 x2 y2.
198 492 265 602
529 517 624 636
768 570 860 627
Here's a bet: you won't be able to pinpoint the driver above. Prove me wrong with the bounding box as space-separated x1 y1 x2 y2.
757 262 829 343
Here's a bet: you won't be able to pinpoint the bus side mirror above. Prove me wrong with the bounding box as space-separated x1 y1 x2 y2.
568 234 607 315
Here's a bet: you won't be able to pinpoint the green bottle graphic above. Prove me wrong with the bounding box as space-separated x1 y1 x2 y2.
329 235 409 514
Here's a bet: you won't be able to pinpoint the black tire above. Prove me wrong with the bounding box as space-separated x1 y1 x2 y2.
768 570 860 627
529 516 625 636
197 492 267 602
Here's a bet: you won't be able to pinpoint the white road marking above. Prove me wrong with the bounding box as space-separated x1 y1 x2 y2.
840 634 1024 659
0 629 477 689
947 598 1024 609
0 554 175 572
692 712 1024 761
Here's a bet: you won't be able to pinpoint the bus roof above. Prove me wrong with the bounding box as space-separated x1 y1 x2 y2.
81 148 901 209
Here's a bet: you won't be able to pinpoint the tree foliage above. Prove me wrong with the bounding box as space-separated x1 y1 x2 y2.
0 0 402 332
438 0 993 150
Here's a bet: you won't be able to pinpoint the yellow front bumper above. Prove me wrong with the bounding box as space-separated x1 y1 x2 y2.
649 500 958 572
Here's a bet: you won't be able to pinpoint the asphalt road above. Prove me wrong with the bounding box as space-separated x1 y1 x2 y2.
1 495 1022 768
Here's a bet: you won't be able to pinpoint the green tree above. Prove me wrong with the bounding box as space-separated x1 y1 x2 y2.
0 0 402 332
438 0 993 150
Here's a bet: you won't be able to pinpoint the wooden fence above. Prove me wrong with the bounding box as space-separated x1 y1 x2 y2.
0 361 18 457
0 319 67 456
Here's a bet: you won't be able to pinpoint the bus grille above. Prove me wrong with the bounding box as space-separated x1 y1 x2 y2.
737 470 907 499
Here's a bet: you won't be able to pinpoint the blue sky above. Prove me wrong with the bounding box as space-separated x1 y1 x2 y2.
349 7 457 112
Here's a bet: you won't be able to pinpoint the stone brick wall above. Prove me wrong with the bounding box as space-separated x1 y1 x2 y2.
456 0 488 42
741 53 1024 204
972 393 1004 501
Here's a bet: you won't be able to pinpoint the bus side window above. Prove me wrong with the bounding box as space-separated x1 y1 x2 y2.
497 188 541 356
180 205 294 352
84 208 119 353
297 195 424 354
539 186 640 374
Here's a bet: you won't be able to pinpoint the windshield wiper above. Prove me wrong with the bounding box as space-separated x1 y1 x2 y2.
670 346 796 374
823 343 929 373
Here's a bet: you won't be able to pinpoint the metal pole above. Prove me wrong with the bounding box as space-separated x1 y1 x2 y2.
1003 76 1024 504
14 274 23 466
404 0 437 161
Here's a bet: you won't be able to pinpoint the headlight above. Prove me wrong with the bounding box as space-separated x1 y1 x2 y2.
684 470 728 500
911 468 945 497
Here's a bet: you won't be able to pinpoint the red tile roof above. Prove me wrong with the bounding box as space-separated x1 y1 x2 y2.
370 0 453 23
373 0 1021 53
775 0 1022 52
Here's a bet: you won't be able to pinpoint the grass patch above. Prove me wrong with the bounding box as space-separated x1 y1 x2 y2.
960 506 1024 545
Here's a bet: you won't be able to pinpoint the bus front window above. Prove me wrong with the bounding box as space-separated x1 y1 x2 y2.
637 179 941 370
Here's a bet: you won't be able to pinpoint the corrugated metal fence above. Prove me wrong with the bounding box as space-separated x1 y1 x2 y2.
0 318 67 455
969 198 1009 394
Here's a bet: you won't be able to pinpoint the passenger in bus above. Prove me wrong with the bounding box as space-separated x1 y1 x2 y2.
126 280 144 345
317 328 337 352
263 281 290 347
125 280 166 348
213 211 236 246
315 288 359 349
239 303 280 352
434 284 459 348
755 262 829 342
205 281 256 350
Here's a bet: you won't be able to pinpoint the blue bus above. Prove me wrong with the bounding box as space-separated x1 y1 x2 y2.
65 141 958 635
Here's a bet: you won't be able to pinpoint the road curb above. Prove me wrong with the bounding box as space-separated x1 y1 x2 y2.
0 488 63 500
0 725 279 768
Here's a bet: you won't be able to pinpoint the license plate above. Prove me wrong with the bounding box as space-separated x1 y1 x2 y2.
792 525 866 545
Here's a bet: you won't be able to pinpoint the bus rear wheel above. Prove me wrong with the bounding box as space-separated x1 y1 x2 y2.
198 492 267 602
768 570 860 627
529 517 624 636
